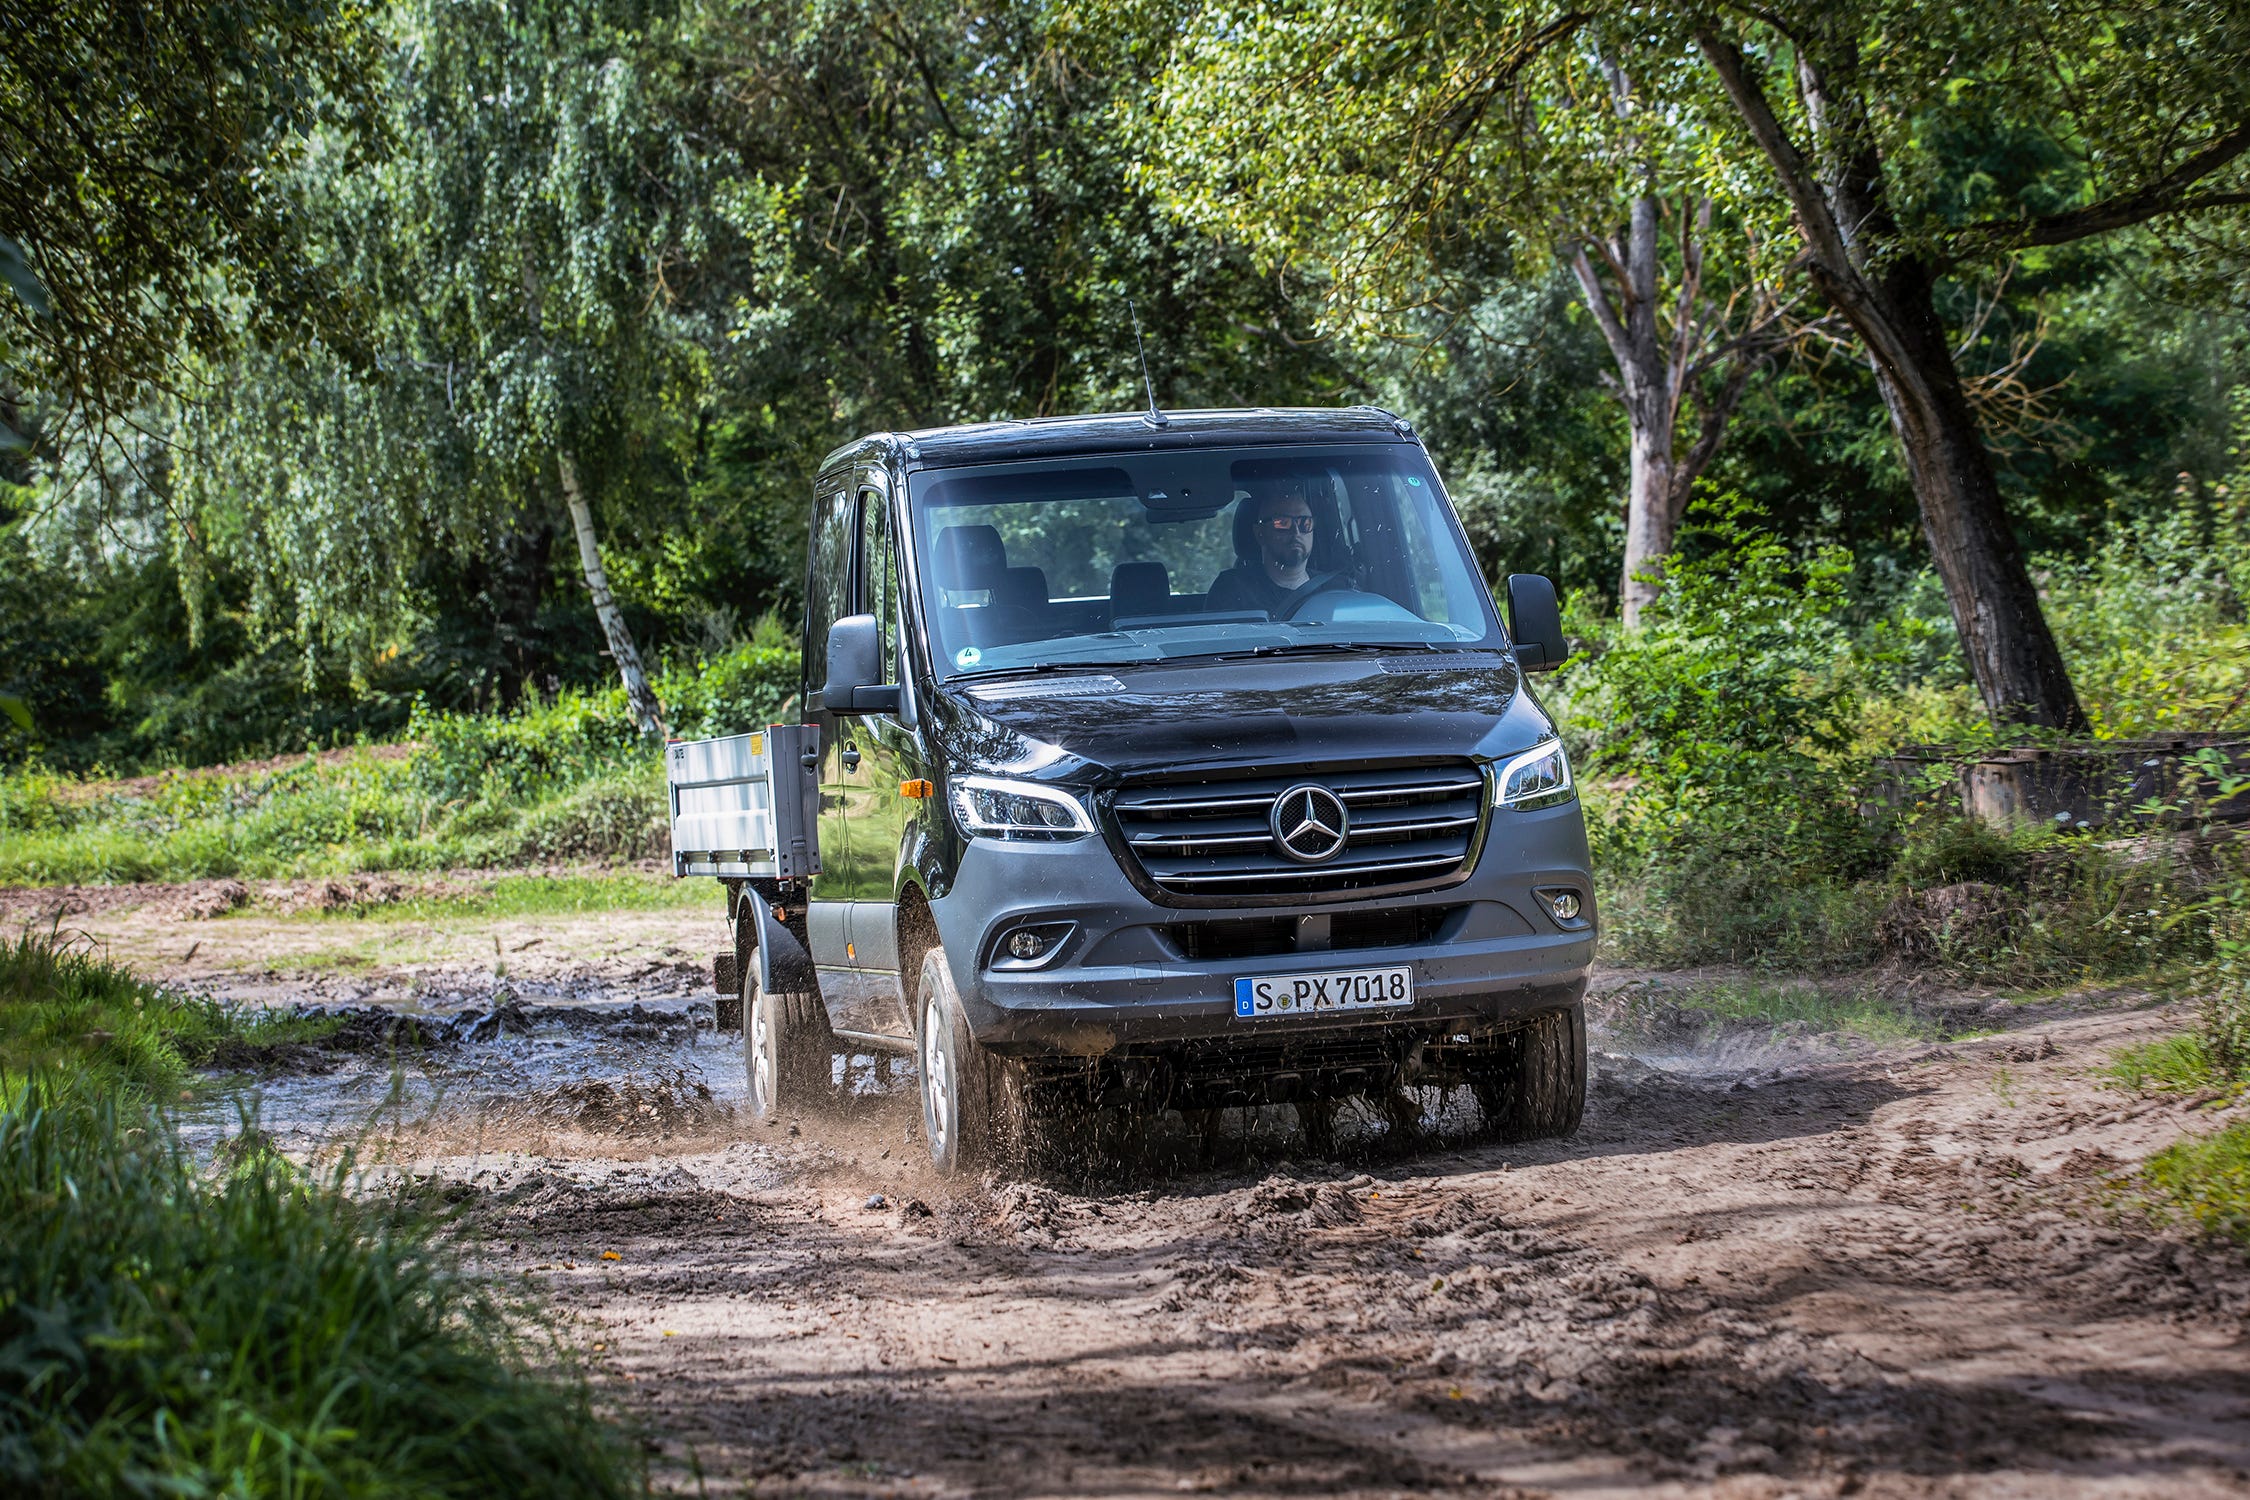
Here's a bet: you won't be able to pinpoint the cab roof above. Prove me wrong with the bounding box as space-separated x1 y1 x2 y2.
815 406 1416 483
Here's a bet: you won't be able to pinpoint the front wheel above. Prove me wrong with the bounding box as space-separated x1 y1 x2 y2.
916 947 1016 1176
743 969 831 1125
1469 1004 1586 1142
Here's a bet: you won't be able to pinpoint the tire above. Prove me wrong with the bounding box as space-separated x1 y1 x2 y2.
1469 1003 1587 1142
915 946 1018 1176
742 967 832 1125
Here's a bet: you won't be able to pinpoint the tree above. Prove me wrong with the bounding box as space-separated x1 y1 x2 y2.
0 0 382 446
1146 8 1805 623
1685 2 2250 732
182 0 714 733
1152 1 2250 729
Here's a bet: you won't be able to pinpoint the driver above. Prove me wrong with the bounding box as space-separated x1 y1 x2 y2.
1207 483 1332 616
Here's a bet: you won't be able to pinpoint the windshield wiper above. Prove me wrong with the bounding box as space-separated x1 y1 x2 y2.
950 661 1132 681
1200 640 1481 661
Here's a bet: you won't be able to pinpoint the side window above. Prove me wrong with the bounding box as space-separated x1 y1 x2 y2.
805 482 858 695
859 483 898 681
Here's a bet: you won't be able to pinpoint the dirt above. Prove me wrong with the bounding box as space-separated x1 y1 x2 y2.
20 879 2250 1495
426 993 2245 1500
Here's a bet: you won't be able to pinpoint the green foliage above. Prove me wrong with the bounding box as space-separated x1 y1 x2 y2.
0 929 334 1095
1560 499 1881 963
0 1074 640 1496
2041 491 2250 739
2141 1120 2250 1247
0 638 795 883
0 0 384 435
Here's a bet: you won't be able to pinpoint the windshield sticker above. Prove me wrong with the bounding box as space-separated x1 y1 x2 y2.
955 646 983 669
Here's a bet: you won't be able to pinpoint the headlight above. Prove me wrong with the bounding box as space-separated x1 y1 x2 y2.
1495 740 1574 809
948 775 1095 841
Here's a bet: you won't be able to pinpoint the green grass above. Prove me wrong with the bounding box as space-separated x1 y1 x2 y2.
0 1075 643 1496
0 934 644 1495
1612 978 1939 1045
2141 1120 2250 1247
273 869 724 924
2105 1032 2231 1094
0 928 336 1094
0 750 674 886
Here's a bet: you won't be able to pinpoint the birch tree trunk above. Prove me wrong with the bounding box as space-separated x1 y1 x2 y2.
558 449 666 735
1569 194 1754 630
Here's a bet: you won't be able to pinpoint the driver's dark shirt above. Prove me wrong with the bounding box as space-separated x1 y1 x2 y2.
1205 563 1304 616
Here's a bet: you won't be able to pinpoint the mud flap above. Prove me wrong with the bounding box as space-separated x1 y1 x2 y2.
746 892 818 995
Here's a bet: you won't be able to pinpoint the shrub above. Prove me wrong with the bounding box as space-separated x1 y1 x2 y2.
2141 1119 2250 1246
659 630 801 740
1559 499 1883 965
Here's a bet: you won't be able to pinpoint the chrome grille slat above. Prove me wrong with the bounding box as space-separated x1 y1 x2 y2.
1340 779 1483 802
1111 761 1484 898
1161 854 1462 886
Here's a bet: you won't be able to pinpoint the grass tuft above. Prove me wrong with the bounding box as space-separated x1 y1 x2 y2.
2141 1120 2250 1247
0 1074 643 1495
2105 1032 2229 1094
0 927 335 1094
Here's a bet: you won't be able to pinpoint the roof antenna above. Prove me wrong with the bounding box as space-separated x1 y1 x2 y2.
1129 299 1167 427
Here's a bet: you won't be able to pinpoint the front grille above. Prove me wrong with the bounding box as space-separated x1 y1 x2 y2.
1112 762 1485 898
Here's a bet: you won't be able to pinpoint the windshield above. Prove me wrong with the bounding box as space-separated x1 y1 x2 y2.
905 444 1503 680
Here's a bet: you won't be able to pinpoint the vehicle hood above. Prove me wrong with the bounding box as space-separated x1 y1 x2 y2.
927 653 1554 783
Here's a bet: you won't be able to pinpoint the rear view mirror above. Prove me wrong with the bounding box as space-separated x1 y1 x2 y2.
1505 574 1567 672
820 615 900 714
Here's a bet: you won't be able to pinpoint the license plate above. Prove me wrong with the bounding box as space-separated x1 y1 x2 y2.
1233 964 1413 1019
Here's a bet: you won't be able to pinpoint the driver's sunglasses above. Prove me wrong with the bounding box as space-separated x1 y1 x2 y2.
1263 515 1317 534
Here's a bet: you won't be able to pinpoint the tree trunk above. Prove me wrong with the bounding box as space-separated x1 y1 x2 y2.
1862 263 2089 733
1619 406 1679 626
1569 186 1767 628
558 449 666 735
1695 31 2088 733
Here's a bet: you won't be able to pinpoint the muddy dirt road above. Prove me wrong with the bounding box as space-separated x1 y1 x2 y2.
436 995 2239 1500
29 880 2250 1495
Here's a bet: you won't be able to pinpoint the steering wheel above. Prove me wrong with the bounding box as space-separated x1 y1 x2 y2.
1275 572 1358 621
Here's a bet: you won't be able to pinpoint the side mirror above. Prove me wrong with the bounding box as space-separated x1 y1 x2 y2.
1505 574 1567 672
820 614 901 714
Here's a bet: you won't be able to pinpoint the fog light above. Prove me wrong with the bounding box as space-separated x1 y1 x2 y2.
1007 929 1047 960
1548 891 1582 922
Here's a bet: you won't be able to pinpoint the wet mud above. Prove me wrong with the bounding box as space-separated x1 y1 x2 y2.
168 983 2249 1497
26 880 2242 1497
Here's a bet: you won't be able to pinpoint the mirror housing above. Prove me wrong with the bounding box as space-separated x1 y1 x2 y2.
1505 574 1567 672
820 614 901 714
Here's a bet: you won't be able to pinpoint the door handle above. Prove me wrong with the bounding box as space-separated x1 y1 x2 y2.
841 746 862 771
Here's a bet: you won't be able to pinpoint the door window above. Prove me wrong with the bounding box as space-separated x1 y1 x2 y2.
805 481 858 692
859 483 899 682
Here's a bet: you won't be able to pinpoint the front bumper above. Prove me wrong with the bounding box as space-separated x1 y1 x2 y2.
927 798 1595 1058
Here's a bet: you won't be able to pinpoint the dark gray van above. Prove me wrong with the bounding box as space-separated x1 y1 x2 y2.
676 406 1594 1174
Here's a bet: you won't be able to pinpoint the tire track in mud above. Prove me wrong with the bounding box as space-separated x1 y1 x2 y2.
449 997 2250 1498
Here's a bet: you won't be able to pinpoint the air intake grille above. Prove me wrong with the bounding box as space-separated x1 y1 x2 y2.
1112 763 1484 898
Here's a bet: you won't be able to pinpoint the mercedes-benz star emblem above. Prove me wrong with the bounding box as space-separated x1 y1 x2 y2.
1271 784 1349 863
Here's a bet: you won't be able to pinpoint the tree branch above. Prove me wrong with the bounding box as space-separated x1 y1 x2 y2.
1949 119 2250 252
1567 241 1633 368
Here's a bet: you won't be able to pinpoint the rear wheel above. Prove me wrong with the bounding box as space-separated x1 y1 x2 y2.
743 968 831 1125
916 947 1019 1176
1469 1004 1586 1142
